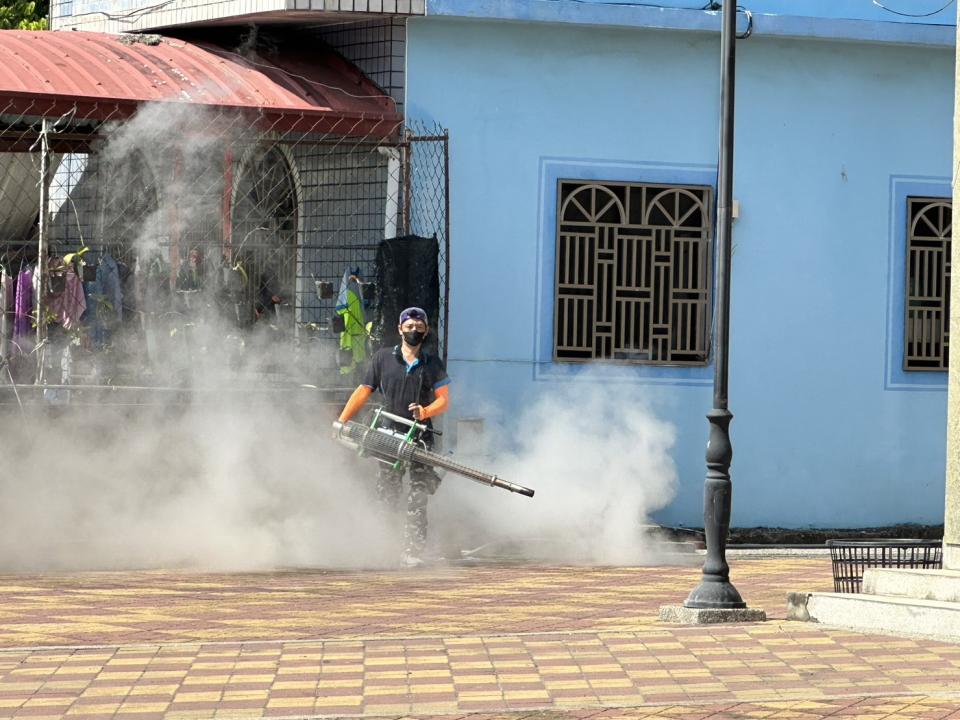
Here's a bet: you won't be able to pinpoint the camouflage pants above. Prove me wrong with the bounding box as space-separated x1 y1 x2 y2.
377 463 441 557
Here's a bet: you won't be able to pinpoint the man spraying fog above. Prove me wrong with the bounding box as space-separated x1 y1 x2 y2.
337 307 450 568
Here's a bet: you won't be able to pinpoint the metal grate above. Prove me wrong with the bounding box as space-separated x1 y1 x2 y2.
905 196 952 371
826 539 942 593
554 180 712 365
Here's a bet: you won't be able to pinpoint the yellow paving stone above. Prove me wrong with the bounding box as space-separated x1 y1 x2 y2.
502 690 551 700
545 680 592 690
683 683 729 694
173 691 223 702
265 697 316 709
667 669 711 678
365 670 408 680
140 670 188 679
618 656 659 665
578 663 624 673
634 684 683 693
226 673 274 684
361 703 413 714
80 685 133 697
318 678 363 688
232 661 278 670
588 679 635 688
629 670 674 680
457 690 503 701
733 689 786 699
322 663 365 673
406 669 451 679
22 697 72 707
190 662 234 670
314 695 363 706
449 661 494 669
222 690 269 701
182 674 230 684
66 703 124 714
499 673 540 682
553 697 600 707
117 702 171 712
39 680 89 691
97 670 143 680
364 685 412 696
9 666 58 676
408 683 455 694
105 657 156 666
270 680 316 690
408 701 462 712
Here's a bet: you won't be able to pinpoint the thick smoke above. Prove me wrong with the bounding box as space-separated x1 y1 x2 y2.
432 375 680 566
1 102 400 571
1 102 680 571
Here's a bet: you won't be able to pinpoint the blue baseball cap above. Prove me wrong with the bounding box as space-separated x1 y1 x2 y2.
399 307 428 324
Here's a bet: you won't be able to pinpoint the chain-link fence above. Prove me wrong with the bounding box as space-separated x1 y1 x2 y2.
0 99 449 406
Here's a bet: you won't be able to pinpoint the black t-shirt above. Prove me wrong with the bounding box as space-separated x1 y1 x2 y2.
362 346 450 428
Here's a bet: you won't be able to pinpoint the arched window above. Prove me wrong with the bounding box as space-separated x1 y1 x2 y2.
232 145 299 326
555 180 712 364
905 197 952 371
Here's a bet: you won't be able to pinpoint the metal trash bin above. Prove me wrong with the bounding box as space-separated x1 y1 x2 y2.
826 539 942 593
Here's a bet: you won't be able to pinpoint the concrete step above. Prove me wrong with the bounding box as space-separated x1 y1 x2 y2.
787 591 960 642
863 567 960 603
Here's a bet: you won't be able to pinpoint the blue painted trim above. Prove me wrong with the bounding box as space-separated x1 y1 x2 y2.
425 0 955 47
884 175 950 392
534 156 718 386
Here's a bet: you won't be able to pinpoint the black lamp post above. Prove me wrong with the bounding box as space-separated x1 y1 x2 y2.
684 0 745 611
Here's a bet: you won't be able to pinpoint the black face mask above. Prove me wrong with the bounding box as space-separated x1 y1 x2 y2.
402 330 426 347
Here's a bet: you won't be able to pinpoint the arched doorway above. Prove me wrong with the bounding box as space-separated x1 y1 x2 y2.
231 145 299 328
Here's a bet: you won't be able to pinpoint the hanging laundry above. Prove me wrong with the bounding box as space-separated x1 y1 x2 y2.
0 268 11 359
84 252 123 348
14 267 33 342
47 260 87 331
336 267 368 375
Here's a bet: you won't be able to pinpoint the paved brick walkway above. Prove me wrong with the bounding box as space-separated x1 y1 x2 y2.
0 558 956 719
0 559 828 647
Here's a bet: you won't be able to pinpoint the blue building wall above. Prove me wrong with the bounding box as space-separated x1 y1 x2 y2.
428 0 957 26
405 16 954 527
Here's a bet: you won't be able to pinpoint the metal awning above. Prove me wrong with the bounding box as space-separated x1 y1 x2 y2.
0 30 401 137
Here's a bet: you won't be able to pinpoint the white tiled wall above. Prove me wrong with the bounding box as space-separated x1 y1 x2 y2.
51 0 423 33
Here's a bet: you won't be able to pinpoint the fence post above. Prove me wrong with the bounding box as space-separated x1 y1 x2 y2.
35 118 52 383
402 130 413 236
442 130 450 364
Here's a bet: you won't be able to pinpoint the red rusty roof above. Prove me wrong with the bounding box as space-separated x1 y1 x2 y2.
0 30 401 137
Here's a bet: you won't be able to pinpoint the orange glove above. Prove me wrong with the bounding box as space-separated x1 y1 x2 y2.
338 385 373 423
416 385 449 421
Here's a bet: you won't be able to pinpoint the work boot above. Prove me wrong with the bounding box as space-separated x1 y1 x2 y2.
399 552 424 569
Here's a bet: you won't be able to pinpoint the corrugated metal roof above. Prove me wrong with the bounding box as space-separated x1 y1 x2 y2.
0 31 400 136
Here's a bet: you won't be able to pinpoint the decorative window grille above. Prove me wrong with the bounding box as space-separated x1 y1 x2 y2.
554 180 712 365
905 196 952 371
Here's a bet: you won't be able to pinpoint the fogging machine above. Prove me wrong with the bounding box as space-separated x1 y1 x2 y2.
332 407 535 498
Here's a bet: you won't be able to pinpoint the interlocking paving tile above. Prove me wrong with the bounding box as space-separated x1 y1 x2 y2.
0 623 955 718
0 560 956 719
0 559 829 648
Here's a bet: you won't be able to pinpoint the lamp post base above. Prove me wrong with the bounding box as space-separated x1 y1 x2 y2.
659 604 766 625
684 577 747 609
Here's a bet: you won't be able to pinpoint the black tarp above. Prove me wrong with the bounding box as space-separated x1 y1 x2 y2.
375 234 440 355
